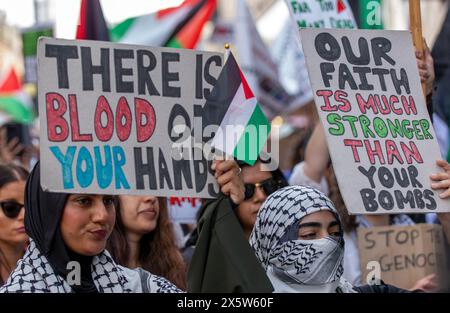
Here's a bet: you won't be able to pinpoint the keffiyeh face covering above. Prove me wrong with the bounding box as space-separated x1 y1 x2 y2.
250 185 354 293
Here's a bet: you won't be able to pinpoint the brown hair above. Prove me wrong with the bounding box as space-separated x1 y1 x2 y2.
107 197 187 290
0 163 29 189
0 163 29 285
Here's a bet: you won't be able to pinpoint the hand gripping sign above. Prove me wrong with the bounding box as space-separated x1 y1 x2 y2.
300 28 450 214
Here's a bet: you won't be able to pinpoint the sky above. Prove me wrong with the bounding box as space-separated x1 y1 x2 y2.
0 0 286 42
0 0 184 37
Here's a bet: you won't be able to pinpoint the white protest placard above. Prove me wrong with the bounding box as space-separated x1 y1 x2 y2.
271 18 313 111
300 28 450 214
285 0 357 29
38 38 223 198
278 0 357 112
168 197 202 224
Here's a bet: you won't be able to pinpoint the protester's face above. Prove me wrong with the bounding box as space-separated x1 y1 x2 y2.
118 195 160 237
297 210 341 240
0 180 28 245
60 194 115 256
236 162 273 232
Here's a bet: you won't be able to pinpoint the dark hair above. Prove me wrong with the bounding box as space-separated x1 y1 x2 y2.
0 163 29 189
107 197 187 290
0 163 28 285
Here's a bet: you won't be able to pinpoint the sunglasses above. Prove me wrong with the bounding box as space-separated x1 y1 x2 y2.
0 201 24 219
244 178 283 200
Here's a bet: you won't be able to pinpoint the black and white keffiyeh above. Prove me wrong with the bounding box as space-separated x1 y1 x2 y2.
0 239 181 293
0 162 181 293
249 185 356 293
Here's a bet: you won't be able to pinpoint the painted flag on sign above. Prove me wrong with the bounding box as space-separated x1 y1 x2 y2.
204 52 270 166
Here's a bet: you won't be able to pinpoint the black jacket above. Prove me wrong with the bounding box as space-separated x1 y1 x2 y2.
187 195 273 293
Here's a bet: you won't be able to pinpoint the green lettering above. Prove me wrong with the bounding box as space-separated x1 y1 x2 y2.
359 115 375 138
327 113 345 136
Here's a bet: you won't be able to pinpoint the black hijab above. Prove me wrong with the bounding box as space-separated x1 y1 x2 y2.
24 162 97 293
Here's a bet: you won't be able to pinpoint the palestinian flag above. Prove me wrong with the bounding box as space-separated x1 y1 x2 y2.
0 68 34 124
76 0 110 40
204 52 270 165
110 0 216 49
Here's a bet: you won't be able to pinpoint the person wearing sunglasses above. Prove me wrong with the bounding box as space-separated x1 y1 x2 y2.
0 163 29 286
236 159 288 240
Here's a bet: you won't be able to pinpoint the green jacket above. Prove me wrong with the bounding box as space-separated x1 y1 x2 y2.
187 195 273 293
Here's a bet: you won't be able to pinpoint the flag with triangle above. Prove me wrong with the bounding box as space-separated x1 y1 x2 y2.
110 0 216 49
203 51 270 165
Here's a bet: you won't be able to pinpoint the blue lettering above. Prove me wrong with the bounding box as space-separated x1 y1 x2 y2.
50 146 76 189
76 146 94 188
94 145 113 189
112 146 130 189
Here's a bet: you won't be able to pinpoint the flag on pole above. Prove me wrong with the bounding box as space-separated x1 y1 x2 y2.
0 68 34 124
76 0 110 40
110 0 216 49
204 52 270 165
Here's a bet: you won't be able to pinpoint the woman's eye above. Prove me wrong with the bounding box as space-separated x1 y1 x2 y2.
103 197 115 206
330 232 341 238
300 233 316 240
76 197 91 206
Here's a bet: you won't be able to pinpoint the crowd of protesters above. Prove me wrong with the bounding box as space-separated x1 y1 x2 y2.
0 30 449 293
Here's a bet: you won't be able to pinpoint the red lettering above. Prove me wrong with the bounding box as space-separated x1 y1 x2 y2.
386 140 404 164
356 93 378 114
364 140 385 164
401 141 423 164
94 96 114 141
46 92 69 142
375 95 390 114
316 90 335 111
402 95 417 115
335 90 351 112
170 197 181 206
390 95 402 115
135 98 156 142
344 139 363 162
116 96 132 142
68 94 92 142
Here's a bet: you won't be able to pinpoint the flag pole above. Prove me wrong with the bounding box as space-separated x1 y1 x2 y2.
224 43 231 62
409 0 426 98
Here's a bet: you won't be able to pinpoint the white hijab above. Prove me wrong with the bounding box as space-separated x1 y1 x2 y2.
249 185 356 293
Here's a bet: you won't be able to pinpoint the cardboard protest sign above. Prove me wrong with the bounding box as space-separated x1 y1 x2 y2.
300 28 450 214
168 197 201 224
285 0 357 29
279 0 357 112
358 224 449 290
38 38 223 198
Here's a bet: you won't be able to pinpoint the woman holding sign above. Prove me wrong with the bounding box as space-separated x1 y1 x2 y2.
290 122 437 291
0 158 243 293
249 185 414 293
0 164 28 286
